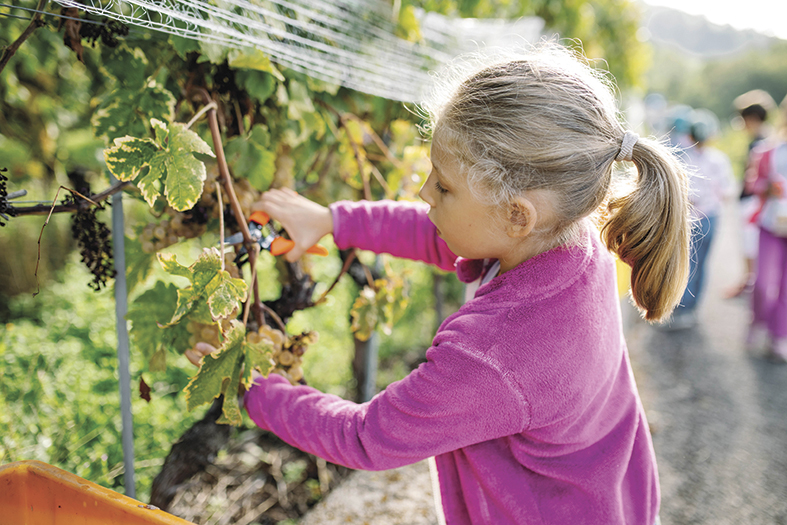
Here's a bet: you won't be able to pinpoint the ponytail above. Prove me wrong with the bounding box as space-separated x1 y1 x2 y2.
601 138 691 322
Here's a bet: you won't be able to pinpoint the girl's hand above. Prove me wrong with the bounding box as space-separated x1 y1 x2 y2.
185 341 262 387
185 341 217 367
251 188 333 262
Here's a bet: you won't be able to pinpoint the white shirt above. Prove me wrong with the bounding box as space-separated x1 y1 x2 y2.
684 144 735 218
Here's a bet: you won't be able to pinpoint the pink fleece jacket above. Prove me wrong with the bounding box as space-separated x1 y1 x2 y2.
244 200 660 525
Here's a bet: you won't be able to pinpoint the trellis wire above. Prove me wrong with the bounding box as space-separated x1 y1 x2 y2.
48 0 542 102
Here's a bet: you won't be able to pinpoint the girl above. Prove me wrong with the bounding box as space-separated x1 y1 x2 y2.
197 44 690 524
745 95 787 362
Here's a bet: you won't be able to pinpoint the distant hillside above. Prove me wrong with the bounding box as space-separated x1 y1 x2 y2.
640 4 781 58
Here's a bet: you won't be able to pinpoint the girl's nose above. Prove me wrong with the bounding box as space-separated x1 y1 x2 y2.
419 174 436 207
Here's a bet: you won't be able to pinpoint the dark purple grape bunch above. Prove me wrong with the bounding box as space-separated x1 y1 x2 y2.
66 193 117 291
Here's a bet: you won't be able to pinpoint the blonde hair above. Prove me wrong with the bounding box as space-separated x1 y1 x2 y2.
422 43 690 322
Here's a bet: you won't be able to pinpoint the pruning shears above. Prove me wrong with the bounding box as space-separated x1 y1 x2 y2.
225 211 328 264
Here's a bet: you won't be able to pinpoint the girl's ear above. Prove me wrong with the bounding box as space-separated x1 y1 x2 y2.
506 197 537 238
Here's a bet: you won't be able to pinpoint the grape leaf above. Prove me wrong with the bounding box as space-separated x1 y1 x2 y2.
158 248 248 325
93 82 176 144
228 48 284 81
183 320 245 414
103 137 158 181
350 286 378 341
126 280 191 370
350 276 409 341
104 119 215 211
169 35 200 60
236 69 277 105
100 43 148 90
224 125 276 191
183 320 273 425
161 121 215 211
124 236 156 294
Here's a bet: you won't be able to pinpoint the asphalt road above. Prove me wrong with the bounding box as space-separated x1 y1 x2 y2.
626 201 787 525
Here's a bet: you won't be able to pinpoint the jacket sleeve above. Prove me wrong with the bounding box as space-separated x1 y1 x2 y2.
745 147 772 197
244 339 529 471
330 200 458 272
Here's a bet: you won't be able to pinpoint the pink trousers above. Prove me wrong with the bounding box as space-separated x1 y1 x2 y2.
752 228 787 339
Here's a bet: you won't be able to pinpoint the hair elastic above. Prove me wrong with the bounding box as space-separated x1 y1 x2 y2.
616 131 639 162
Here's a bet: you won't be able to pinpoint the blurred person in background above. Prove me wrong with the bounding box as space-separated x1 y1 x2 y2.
745 95 787 362
726 90 776 298
669 110 735 329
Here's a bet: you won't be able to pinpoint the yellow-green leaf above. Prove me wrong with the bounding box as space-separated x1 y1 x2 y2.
104 136 158 181
162 122 215 211
183 321 245 412
228 48 285 81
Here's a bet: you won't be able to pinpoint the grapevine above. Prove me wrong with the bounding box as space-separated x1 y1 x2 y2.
66 195 116 291
0 168 17 227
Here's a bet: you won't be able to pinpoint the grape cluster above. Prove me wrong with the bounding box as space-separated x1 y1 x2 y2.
0 168 16 227
80 17 129 48
69 198 116 291
249 327 318 385
186 320 224 349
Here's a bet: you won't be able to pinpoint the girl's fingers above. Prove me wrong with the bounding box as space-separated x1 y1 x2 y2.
187 342 219 367
185 349 202 367
195 341 217 356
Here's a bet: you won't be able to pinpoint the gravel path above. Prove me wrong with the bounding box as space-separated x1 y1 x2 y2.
302 201 787 524
627 201 787 525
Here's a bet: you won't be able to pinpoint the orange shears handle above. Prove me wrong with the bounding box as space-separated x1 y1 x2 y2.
249 211 328 257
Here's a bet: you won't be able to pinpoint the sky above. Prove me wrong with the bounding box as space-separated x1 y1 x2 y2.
641 0 787 40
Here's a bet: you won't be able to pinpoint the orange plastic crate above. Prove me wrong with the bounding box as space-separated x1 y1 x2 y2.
0 460 195 525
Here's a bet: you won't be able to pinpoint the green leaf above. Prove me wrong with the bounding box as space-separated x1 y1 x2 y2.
228 48 285 81
169 35 200 59
103 137 159 181
93 82 176 144
216 364 244 425
224 125 276 191
183 320 245 413
197 39 230 64
350 286 378 341
183 320 273 424
243 337 274 388
157 252 192 280
396 5 423 42
124 236 156 294
171 288 200 325
162 123 215 211
136 153 167 206
158 248 248 325
151 118 169 148
350 276 409 340
126 281 191 368
236 70 277 105
287 80 316 121
100 44 149 90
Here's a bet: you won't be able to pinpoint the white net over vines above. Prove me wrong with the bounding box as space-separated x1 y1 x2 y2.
52 0 542 101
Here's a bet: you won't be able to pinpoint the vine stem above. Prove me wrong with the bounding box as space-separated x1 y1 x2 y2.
0 0 48 75
215 181 224 271
317 101 372 200
185 102 217 130
12 180 130 216
195 88 263 327
33 186 101 296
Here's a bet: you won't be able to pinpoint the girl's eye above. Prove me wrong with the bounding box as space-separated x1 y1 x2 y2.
435 180 448 194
